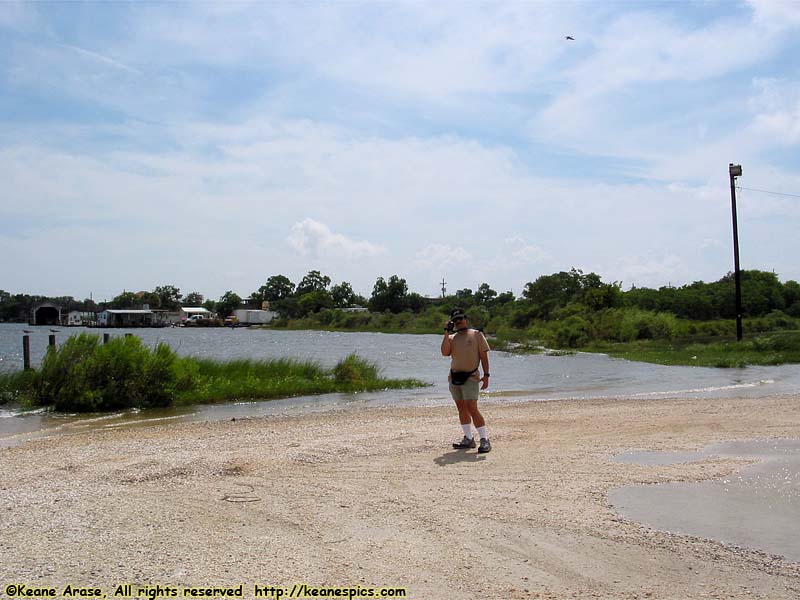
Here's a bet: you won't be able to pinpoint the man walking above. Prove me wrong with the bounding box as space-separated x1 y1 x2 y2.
441 308 491 453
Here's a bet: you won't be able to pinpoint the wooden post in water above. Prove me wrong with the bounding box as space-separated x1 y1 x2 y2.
23 335 31 370
48 334 56 349
103 333 110 344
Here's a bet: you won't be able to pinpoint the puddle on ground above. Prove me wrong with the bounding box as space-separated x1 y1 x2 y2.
609 439 800 562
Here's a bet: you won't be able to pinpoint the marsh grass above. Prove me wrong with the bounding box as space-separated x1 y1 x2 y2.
174 354 420 405
586 330 800 367
0 369 36 406
0 333 427 412
31 334 178 411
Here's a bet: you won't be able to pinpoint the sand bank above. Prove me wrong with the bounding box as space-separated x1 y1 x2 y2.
1 394 799 599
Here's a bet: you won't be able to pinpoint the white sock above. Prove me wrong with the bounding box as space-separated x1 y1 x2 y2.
462 424 473 439
477 426 488 440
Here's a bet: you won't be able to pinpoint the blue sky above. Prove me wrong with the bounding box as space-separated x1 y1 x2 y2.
2 0 800 302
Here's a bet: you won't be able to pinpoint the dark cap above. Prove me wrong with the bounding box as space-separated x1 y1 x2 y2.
450 308 466 320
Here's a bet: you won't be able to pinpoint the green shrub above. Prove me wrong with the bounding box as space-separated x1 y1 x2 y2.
32 333 180 412
4 336 426 412
616 309 678 342
685 320 735 337
745 310 798 333
544 315 592 348
752 331 800 352
0 369 36 406
333 354 380 385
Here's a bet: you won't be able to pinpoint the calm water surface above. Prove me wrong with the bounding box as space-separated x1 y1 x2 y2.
611 440 800 562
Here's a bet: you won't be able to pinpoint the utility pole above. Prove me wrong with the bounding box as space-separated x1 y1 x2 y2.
440 277 447 298
729 163 743 341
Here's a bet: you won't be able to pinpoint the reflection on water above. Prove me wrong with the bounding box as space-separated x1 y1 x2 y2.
610 440 800 562
3 323 800 446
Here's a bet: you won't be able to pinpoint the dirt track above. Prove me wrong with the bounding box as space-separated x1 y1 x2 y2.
2 394 799 599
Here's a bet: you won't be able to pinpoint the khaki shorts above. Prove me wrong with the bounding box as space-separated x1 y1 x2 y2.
449 378 480 401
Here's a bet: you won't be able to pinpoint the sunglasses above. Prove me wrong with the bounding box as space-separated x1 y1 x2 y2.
453 316 465 322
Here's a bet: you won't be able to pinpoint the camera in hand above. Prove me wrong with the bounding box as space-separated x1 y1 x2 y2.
445 320 455 333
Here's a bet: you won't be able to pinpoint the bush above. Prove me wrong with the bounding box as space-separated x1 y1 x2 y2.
649 312 679 340
613 309 678 342
544 315 592 348
415 307 447 332
509 302 539 328
4 336 426 412
0 369 36 406
752 331 800 352
333 354 380 385
745 310 798 333
32 333 181 412
683 320 735 338
463 305 490 330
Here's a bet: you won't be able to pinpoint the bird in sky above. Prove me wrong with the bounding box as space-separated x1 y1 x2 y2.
565 36 575 40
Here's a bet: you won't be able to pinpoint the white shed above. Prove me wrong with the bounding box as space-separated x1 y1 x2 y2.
180 307 213 322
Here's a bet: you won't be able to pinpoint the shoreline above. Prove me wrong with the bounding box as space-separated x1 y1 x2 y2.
2 394 799 599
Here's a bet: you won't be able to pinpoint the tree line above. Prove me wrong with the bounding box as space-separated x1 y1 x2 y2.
3 269 799 337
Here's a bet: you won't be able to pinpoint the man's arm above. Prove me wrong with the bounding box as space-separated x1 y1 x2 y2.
441 331 452 356
479 349 490 389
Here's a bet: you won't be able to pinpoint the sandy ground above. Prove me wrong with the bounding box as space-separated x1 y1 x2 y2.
2 394 800 600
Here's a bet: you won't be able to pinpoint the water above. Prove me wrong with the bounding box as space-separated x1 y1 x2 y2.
3 323 800 444
610 440 800 562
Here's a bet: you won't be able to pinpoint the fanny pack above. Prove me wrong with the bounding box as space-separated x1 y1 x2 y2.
450 368 478 385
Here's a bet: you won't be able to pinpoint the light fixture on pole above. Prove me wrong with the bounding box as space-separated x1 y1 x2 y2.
729 163 743 341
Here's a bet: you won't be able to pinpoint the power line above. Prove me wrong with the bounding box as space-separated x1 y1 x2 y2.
736 185 800 199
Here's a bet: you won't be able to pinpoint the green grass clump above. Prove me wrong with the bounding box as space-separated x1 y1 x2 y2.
32 333 183 411
333 354 380 385
176 354 422 405
0 333 427 412
0 369 36 406
173 356 331 405
586 331 800 367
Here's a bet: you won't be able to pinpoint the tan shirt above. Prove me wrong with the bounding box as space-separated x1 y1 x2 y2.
448 329 490 379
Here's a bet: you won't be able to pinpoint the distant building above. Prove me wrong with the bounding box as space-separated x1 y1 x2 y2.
31 303 61 326
97 309 154 328
341 306 369 313
180 307 214 322
152 310 182 327
232 309 277 325
66 311 96 327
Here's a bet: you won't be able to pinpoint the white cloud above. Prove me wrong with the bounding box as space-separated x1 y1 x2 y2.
414 244 473 272
615 254 692 290
123 3 580 99
749 78 800 145
497 237 553 267
531 5 797 180
3 2 800 300
4 115 794 298
288 218 385 259
747 0 800 26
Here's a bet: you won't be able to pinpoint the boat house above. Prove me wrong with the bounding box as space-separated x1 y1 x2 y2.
66 311 96 327
31 303 62 326
97 309 155 328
